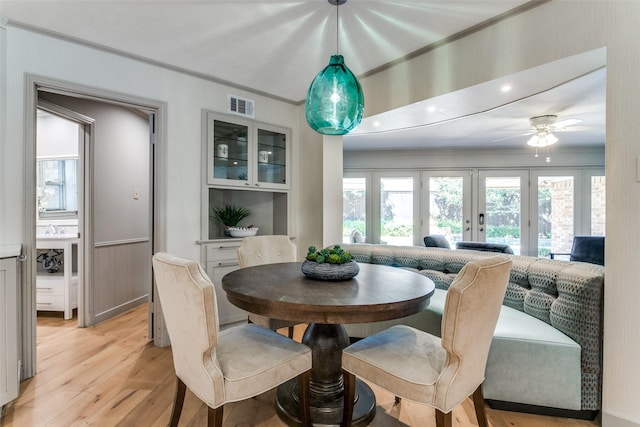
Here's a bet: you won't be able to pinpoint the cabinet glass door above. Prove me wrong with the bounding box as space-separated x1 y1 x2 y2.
211 119 250 185
256 125 288 188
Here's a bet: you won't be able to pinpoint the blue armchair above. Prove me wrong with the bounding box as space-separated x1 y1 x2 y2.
550 235 604 266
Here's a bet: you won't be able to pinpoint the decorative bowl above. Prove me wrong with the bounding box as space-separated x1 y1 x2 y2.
228 227 258 238
301 259 360 281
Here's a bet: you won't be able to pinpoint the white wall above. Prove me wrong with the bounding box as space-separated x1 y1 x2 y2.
353 1 639 425
36 112 79 158
1 24 302 262
345 147 605 170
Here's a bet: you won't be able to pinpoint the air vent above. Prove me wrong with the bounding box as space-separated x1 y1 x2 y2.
227 95 255 118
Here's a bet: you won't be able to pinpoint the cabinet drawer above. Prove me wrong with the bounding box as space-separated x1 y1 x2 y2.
37 294 65 311
206 244 240 263
206 264 246 325
36 278 65 296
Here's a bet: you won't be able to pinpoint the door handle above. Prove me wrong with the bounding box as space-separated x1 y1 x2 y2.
479 213 485 225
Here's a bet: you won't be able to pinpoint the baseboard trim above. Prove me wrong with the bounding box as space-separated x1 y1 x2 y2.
94 295 148 324
485 399 598 420
602 411 640 427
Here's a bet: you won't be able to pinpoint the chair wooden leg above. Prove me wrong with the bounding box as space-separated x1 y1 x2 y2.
472 384 489 427
207 405 223 427
435 409 452 427
288 326 295 339
342 370 356 427
168 377 186 427
298 370 312 426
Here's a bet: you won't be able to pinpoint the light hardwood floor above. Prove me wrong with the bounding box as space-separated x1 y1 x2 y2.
1 304 600 427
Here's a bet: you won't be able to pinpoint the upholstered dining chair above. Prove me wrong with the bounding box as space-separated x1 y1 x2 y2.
237 235 301 338
152 252 312 427
341 255 512 427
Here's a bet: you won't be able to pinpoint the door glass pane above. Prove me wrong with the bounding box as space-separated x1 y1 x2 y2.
257 128 286 185
343 177 366 243
538 177 574 258
429 177 464 247
591 176 606 236
485 177 521 254
380 177 413 245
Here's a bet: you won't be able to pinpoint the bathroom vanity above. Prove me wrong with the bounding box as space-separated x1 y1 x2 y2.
36 236 78 320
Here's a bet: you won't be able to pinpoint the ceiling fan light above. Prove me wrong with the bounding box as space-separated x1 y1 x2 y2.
527 130 558 147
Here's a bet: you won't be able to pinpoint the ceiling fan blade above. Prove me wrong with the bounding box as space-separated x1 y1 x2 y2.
491 132 532 143
553 118 583 129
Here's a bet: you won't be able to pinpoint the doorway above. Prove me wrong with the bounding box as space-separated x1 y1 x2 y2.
35 105 85 325
22 75 167 380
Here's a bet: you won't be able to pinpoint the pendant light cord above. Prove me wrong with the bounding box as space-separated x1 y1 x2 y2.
335 2 340 54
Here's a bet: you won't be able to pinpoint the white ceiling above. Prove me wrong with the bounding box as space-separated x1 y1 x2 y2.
1 0 606 151
345 52 606 151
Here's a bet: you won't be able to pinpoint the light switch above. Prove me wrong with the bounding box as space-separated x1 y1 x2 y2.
133 187 140 200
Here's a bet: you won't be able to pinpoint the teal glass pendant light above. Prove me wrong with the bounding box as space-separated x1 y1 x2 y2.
305 0 364 135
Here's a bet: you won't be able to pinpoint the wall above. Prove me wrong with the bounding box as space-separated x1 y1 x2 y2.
40 94 150 244
37 112 79 158
353 1 639 425
1 24 302 260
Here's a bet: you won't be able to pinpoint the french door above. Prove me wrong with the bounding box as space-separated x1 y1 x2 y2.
421 171 472 248
422 170 530 255
347 168 602 257
477 170 529 255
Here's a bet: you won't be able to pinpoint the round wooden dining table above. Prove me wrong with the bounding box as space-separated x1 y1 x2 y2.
222 261 435 427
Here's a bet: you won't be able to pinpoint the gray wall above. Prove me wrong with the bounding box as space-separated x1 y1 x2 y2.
41 93 150 244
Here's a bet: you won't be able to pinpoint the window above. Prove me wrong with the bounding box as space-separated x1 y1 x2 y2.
343 177 367 243
380 177 414 246
344 167 603 255
590 175 605 236
37 158 78 218
537 176 575 257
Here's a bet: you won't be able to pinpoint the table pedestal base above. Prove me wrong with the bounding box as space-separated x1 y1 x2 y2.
276 377 375 427
275 323 376 426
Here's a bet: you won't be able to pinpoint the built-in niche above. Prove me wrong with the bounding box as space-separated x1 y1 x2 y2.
207 188 288 239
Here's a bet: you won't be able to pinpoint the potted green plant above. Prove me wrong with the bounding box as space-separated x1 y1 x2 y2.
302 245 359 280
211 204 251 236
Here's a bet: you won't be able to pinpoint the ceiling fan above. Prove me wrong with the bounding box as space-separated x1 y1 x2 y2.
516 114 585 162
525 114 583 147
492 114 585 144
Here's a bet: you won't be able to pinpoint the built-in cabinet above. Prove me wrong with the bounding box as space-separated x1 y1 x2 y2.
198 239 246 325
1 246 20 409
206 112 290 191
200 110 293 325
35 238 78 320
